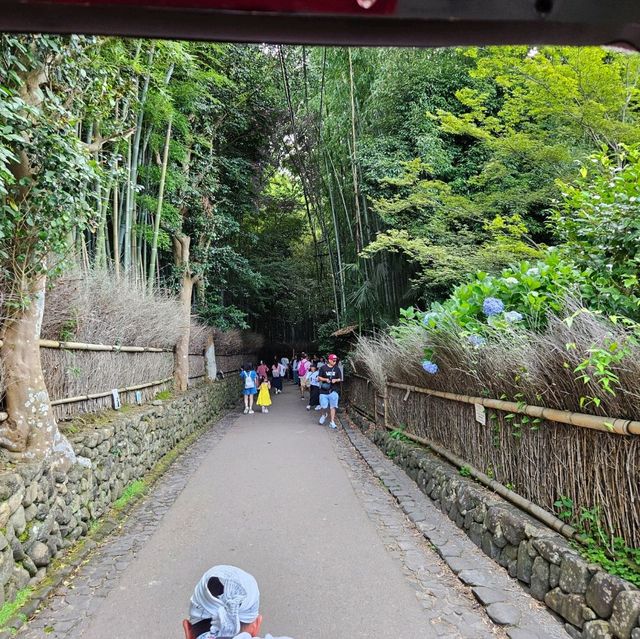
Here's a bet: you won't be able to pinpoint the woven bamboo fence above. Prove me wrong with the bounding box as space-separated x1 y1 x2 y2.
346 375 640 548
39 341 175 420
215 354 248 375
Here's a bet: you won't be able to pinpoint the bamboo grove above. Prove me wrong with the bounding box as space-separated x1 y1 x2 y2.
2 36 640 459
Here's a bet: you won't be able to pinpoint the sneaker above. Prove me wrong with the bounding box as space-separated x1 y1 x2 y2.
243 407 249 414
248 410 254 414
306 405 310 411
319 414 327 425
265 408 269 414
329 421 337 430
314 405 321 411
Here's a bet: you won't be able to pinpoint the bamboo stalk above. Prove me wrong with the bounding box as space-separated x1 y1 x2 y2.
387 382 640 436
50 377 173 406
38 339 172 353
379 419 582 542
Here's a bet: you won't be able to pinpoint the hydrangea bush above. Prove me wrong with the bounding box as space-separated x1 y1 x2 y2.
395 253 585 375
407 252 582 337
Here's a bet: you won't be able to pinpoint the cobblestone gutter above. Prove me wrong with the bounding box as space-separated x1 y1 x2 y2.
0 378 238 611
349 411 640 639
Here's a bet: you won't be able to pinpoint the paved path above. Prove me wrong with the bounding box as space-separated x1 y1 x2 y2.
16 387 561 639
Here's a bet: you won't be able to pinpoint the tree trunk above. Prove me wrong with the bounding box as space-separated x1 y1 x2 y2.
0 273 75 467
173 233 196 392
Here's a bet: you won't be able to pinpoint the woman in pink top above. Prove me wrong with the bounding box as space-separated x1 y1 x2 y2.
297 354 309 399
257 360 269 379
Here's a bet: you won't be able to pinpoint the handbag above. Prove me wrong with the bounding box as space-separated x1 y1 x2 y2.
320 381 331 391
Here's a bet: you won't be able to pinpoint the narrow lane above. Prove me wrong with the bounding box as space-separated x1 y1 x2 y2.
18 385 503 639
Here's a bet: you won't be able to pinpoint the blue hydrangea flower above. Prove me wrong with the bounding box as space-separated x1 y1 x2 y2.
422 311 439 326
482 297 505 316
468 334 486 347
422 360 439 374
504 311 523 323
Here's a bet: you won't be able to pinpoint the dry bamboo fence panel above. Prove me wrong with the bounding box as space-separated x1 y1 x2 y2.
215 353 255 374
378 384 640 548
188 354 207 387
347 375 377 420
41 349 174 420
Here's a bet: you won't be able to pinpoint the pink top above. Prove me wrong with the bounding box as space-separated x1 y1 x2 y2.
298 359 309 376
257 364 268 378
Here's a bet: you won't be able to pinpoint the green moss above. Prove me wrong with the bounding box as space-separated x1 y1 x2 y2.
113 480 147 510
154 390 172 401
0 587 32 628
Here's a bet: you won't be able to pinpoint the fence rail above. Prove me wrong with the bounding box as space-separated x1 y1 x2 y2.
0 338 173 353
346 375 640 547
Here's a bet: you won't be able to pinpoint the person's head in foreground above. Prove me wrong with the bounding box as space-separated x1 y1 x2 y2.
327 354 337 366
190 565 293 639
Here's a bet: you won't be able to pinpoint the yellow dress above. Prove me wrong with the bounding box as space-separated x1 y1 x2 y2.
256 382 272 407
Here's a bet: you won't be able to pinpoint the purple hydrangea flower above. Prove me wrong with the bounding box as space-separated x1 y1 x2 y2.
422 360 439 374
468 334 486 347
482 297 505 316
504 311 523 323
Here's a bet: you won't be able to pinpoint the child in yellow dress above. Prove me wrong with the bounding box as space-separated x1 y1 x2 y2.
256 376 272 414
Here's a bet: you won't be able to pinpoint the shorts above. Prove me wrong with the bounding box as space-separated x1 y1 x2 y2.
319 391 339 410
242 388 257 396
299 377 309 390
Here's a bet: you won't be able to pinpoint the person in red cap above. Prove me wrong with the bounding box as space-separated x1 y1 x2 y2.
317 354 342 429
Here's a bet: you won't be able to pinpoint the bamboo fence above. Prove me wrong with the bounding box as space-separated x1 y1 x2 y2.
346 374 640 547
39 339 175 419
0 338 257 421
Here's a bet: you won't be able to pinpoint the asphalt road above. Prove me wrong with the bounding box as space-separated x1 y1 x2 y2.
80 388 432 638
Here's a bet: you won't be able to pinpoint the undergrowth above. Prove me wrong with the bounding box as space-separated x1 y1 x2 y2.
0 587 32 627
554 496 640 586
113 480 147 510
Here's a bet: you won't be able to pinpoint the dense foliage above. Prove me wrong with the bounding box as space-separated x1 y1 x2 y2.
2 39 639 347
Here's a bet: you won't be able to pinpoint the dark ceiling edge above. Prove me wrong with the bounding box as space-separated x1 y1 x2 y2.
0 6 638 49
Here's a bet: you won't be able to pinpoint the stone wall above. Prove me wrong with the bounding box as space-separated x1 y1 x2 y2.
0 378 238 608
356 415 640 639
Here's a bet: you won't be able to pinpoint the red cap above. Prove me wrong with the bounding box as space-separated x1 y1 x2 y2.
328 354 337 361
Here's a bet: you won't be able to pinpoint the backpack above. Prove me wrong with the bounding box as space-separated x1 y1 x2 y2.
243 371 255 389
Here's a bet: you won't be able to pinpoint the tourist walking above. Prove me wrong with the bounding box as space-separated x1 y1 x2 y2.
292 355 299 386
297 353 309 399
257 360 269 379
317 354 342 429
306 363 320 411
280 355 290 380
256 376 272 414
271 358 283 394
240 363 258 414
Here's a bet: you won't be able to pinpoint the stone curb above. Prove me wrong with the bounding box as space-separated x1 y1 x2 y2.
0 402 238 638
339 414 570 639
